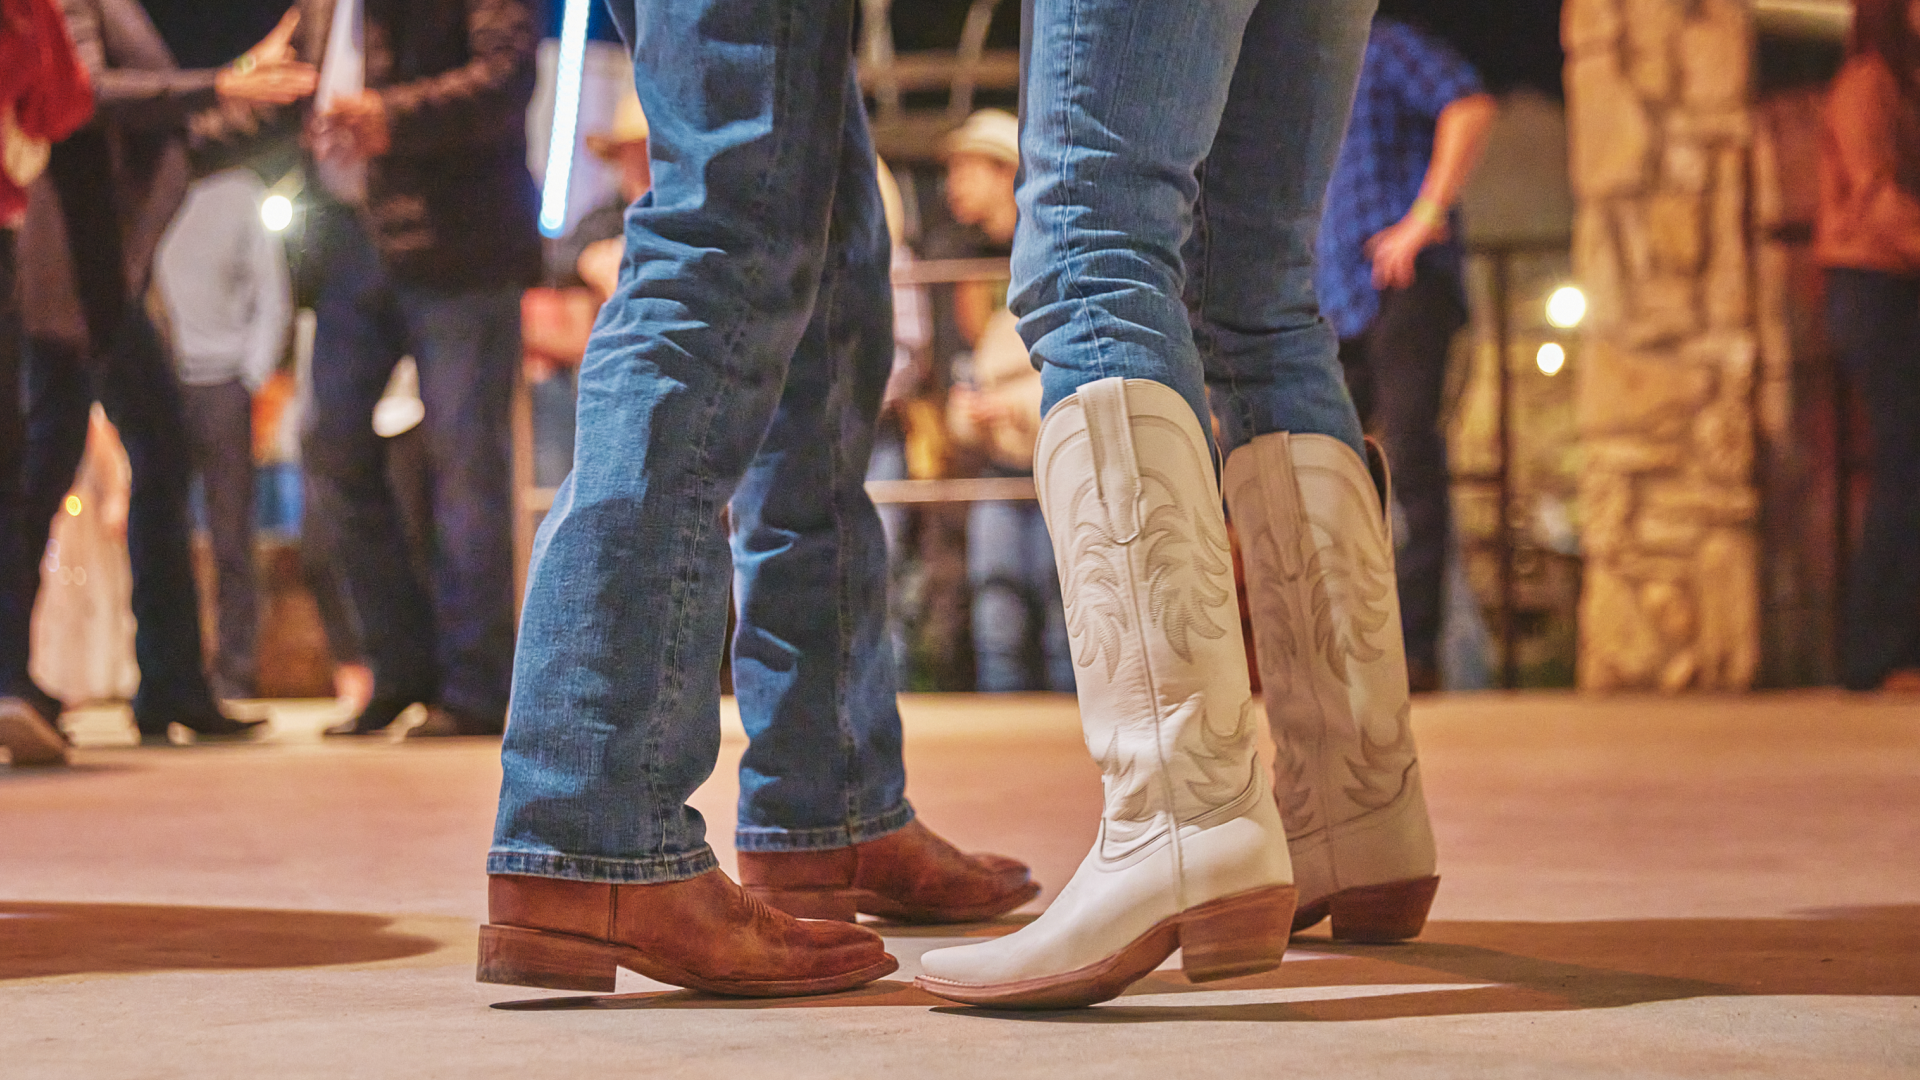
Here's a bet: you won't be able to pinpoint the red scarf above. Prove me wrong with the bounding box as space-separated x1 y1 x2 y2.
0 0 93 223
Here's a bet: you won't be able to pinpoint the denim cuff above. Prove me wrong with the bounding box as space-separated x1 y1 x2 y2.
732 799 915 854
485 846 720 885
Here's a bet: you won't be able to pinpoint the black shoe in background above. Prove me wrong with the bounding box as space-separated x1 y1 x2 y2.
405 704 504 740
137 709 268 745
324 693 424 738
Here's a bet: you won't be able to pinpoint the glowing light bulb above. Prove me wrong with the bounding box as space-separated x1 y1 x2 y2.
1536 342 1567 376
261 194 294 233
64 495 82 516
1546 286 1587 329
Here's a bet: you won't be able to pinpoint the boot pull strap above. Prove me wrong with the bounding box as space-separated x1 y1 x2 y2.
1079 378 1143 544
1363 436 1394 548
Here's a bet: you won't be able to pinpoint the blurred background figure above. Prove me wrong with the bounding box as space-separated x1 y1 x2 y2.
1817 0 1920 692
0 0 92 766
9 1 312 748
870 157 931 687
941 110 1070 693
519 83 652 488
155 166 292 702
564 85 650 303
30 407 138 708
299 0 540 740
1318 7 1496 693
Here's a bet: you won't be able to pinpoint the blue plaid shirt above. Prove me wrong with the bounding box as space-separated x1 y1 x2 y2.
1316 19 1486 340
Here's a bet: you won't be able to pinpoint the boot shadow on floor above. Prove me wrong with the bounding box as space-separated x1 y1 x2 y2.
486 906 1920 1017
918 905 1920 1023
0 902 444 980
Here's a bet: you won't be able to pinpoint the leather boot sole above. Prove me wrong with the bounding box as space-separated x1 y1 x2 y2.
476 923 899 997
1290 875 1440 942
913 884 1296 1010
749 880 1042 925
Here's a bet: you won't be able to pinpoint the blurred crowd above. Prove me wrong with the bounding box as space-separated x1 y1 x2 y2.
3 0 1916 769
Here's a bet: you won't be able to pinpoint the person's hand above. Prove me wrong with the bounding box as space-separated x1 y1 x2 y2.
217 60 317 106
576 238 623 301
251 9 302 65
216 11 316 106
1364 212 1447 291
318 92 391 159
962 389 1004 430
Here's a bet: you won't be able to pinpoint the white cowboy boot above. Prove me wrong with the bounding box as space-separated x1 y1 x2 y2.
916 378 1294 1009
1222 433 1439 942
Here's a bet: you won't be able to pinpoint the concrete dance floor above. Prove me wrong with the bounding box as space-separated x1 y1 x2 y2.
3 691 1917 1078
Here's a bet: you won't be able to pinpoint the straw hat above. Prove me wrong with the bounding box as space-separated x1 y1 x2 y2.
942 108 1019 167
586 87 649 160
944 107 1021 166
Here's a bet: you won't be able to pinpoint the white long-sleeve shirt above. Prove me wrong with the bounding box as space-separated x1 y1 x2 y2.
155 169 291 391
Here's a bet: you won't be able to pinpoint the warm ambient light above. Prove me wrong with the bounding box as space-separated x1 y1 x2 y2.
1546 285 1587 329
538 0 593 237
1537 342 1567 376
64 495 82 516
260 194 294 233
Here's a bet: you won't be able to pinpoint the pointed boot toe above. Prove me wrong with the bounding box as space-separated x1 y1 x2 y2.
741 818 1039 925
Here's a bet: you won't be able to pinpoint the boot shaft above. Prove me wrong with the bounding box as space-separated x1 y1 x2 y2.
1034 378 1264 852
1223 433 1432 870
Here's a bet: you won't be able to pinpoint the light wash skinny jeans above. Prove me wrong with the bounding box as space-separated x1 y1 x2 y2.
490 0 910 884
1018 0 1374 460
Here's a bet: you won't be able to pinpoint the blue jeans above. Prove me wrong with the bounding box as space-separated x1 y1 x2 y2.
865 429 912 688
1826 269 1920 689
529 370 578 489
302 213 519 721
4 314 222 727
1016 0 1373 459
489 0 910 883
969 498 1073 692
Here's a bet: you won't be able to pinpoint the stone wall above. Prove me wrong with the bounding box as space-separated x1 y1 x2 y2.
1564 0 1761 691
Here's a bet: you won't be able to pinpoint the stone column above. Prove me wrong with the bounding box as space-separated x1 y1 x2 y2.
1564 0 1761 691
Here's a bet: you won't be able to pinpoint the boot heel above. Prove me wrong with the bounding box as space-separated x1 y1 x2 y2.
477 924 619 992
745 887 861 923
1178 885 1297 983
1328 875 1439 943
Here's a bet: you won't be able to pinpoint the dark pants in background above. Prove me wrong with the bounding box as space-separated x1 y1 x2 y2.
0 232 27 706
1338 249 1467 678
302 216 517 723
1825 268 1920 690
182 379 258 699
2 312 221 729
300 425 436 676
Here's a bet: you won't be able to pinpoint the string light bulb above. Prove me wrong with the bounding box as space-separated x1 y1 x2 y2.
1536 342 1567 376
260 194 294 232
1545 286 1587 329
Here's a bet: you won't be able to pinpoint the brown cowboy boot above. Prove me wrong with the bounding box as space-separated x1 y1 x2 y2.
738 819 1040 924
478 869 897 996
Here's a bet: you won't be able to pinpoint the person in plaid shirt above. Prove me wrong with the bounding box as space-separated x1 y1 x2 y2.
1317 13 1496 693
